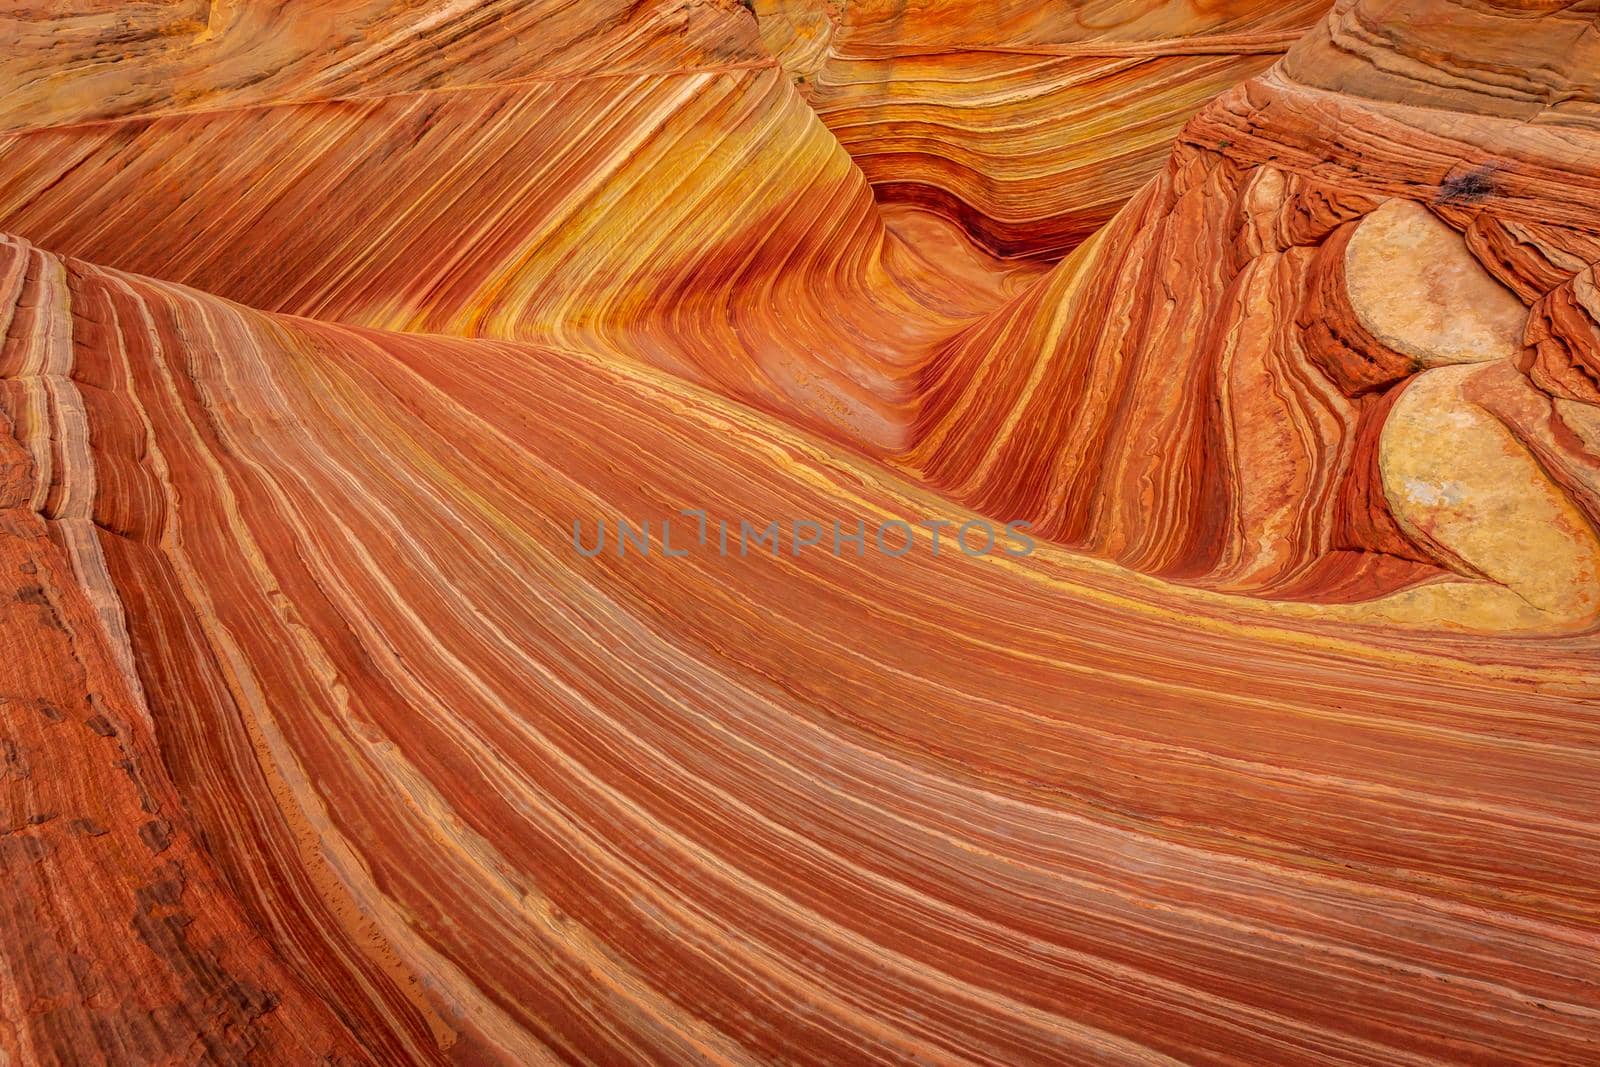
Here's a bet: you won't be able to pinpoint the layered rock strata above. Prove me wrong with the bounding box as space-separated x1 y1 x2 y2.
1 0 1599 1063
3 234 1599 1062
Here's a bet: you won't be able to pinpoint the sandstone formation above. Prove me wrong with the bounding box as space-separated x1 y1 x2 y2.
2 0 1599 1064
907 0 1600 632
0 0 764 133
6 229 1600 1063
754 0 1334 257
0 61 1046 450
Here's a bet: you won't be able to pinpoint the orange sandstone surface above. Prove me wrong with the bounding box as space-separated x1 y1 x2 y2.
2 0 1600 1064
755 0 1335 258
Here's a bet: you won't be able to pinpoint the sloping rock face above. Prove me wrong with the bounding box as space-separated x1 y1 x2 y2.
0 377 366 1061
2 1 1600 1065
5 231 1600 1065
0 62 1041 451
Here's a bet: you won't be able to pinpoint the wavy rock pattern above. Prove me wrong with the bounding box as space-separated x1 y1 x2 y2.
0 64 1048 451
0 409 364 1063
0 0 763 133
908 0 1600 631
756 0 1334 257
5 232 1600 1064
2 0 1600 1064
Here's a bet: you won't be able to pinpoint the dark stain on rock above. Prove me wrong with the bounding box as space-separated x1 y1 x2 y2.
85 715 117 738
131 861 285 1061
112 756 159 814
139 819 173 854
69 818 110 837
15 582 68 634
2 737 28 780
0 832 50 867
1435 164 1499 205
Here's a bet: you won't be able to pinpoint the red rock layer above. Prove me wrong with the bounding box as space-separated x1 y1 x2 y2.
905 154 1409 593
0 259 369 1061
1279 0 1600 124
1527 267 1600 404
4 5 1591 623
4 232 1600 1063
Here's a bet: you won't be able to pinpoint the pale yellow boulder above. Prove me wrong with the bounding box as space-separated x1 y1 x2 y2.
1345 198 1529 368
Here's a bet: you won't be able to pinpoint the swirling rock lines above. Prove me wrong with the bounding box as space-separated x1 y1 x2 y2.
3 229 1600 1062
1 1 1600 1063
0 0 766 134
0 65 1035 452
756 0 1335 258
